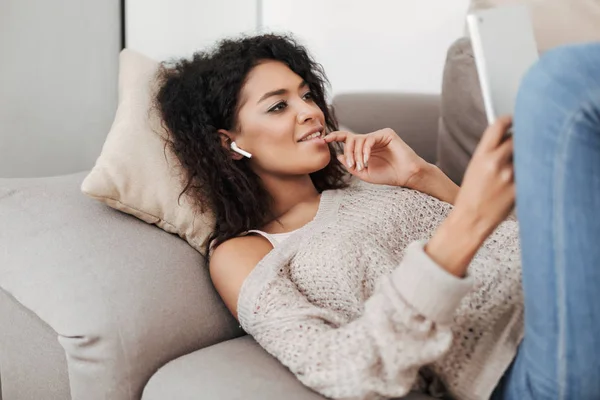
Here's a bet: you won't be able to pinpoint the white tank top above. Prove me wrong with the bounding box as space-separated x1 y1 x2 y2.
208 227 302 257
244 227 302 248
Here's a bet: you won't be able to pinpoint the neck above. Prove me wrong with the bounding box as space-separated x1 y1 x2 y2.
259 173 320 224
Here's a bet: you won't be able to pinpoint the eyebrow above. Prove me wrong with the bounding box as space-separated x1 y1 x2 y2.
257 80 308 104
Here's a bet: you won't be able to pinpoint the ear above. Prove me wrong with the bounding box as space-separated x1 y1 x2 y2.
218 129 243 160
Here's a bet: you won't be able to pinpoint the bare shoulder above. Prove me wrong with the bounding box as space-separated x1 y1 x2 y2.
209 234 273 321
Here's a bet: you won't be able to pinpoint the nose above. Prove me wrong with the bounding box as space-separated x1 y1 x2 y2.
296 101 320 124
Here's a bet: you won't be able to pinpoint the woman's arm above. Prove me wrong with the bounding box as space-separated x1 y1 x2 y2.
406 163 460 205
238 242 472 400
423 117 516 278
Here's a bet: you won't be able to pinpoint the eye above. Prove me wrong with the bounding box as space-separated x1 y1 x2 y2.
303 91 314 101
268 101 287 113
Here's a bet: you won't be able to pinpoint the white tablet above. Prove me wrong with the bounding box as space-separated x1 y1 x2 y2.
467 4 540 127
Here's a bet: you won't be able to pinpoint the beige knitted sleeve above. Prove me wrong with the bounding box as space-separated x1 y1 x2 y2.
240 241 474 400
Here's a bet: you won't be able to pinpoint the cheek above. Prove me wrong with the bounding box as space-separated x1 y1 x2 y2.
246 110 330 169
254 119 296 148
257 141 332 174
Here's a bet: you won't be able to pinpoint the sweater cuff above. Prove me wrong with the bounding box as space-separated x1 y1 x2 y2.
392 240 474 325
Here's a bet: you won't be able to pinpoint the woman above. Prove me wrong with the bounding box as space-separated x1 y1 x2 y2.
154 34 600 400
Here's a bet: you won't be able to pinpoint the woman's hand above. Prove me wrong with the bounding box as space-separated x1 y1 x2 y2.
454 115 516 237
425 116 515 277
324 128 429 188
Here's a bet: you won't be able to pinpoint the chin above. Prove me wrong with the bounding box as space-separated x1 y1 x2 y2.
311 153 331 172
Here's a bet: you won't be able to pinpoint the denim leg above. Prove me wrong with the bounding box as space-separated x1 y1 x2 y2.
499 42 600 400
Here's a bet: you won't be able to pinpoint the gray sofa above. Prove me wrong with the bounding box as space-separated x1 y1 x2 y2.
0 92 442 400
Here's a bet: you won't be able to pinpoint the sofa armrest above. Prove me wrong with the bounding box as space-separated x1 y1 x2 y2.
0 172 244 400
0 289 70 400
332 93 441 164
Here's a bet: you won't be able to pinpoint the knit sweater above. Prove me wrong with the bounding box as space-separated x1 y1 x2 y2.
236 179 524 400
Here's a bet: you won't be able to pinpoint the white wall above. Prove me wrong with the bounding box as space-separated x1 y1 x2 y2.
0 0 469 178
126 0 258 62
126 0 469 94
262 0 470 95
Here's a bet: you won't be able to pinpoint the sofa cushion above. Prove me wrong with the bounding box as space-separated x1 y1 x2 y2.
0 289 71 400
0 172 243 400
81 49 215 257
436 38 487 185
142 335 436 400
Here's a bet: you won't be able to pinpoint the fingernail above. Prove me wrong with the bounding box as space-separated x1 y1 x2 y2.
363 154 369 165
347 158 354 168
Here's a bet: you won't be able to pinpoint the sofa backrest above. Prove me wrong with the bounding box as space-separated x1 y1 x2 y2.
332 93 440 164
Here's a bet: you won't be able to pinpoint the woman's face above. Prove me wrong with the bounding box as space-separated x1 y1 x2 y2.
224 60 331 175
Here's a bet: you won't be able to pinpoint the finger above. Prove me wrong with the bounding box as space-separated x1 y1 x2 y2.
338 155 365 177
509 180 516 201
323 131 348 143
337 154 361 174
496 170 515 207
499 181 517 219
363 135 375 167
503 178 516 209
354 136 366 171
496 135 514 164
479 115 513 151
500 165 514 184
344 136 356 169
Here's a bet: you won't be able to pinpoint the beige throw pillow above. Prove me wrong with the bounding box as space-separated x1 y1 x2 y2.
81 49 215 256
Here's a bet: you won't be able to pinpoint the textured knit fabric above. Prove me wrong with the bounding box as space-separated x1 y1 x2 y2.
236 179 524 400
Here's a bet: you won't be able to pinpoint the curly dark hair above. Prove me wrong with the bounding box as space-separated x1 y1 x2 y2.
153 33 351 259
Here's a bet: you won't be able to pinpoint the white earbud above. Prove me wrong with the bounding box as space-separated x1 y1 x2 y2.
230 141 252 158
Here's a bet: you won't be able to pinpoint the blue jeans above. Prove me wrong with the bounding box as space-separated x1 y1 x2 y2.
491 42 600 399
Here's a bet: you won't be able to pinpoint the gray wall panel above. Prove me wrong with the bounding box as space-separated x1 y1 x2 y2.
0 0 120 178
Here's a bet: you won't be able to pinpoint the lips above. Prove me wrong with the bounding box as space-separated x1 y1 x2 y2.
297 127 324 142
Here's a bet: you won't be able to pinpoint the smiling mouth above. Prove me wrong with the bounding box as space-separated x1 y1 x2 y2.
298 130 325 142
